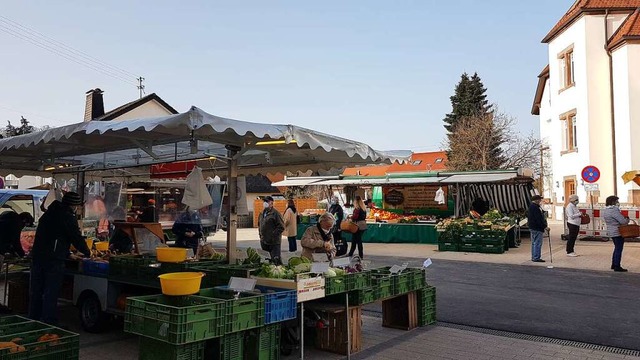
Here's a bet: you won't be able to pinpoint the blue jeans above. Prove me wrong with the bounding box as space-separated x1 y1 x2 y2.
531 230 544 261
29 260 65 325
612 236 625 268
287 236 297 252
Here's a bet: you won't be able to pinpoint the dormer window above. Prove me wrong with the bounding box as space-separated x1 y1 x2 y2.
435 158 443 163
558 46 575 91
412 160 422 166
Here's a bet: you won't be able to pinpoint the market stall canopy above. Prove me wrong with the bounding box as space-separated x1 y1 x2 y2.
0 106 409 177
310 176 446 186
271 176 338 187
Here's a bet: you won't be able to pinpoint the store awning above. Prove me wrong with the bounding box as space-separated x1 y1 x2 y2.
271 177 336 187
0 106 409 177
439 173 518 184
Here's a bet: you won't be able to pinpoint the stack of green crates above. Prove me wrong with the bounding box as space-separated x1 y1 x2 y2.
0 315 80 359
417 285 437 326
439 227 507 254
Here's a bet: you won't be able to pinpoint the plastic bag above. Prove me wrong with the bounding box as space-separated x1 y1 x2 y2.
182 167 213 209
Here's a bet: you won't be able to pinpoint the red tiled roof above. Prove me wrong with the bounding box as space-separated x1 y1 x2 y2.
386 151 448 173
342 165 391 176
608 8 640 50
542 0 640 43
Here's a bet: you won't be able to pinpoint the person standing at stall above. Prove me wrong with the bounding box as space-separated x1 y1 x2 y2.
139 199 158 223
29 192 91 325
328 196 346 256
348 196 367 259
0 211 34 258
301 213 336 261
172 207 204 255
283 199 298 252
603 195 630 272
527 195 549 263
258 196 284 264
565 194 581 257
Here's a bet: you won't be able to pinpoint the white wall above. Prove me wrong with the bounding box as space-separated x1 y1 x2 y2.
112 100 174 121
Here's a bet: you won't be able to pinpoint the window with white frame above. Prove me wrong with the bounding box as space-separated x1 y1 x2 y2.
558 46 575 90
560 110 577 152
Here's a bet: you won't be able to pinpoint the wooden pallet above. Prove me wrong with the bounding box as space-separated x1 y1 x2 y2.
311 304 362 355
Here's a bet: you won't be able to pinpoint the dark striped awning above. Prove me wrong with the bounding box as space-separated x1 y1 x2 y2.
457 182 535 215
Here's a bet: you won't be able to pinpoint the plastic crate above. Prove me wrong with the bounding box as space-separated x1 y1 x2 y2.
345 271 371 291
325 276 348 296
138 337 205 360
394 274 410 295
459 235 483 244
245 323 281 360
199 287 265 334
205 332 244 360
197 264 260 288
480 236 506 246
0 320 50 337
437 242 459 252
124 295 226 344
81 259 109 277
405 268 426 291
371 275 393 300
459 243 480 253
255 286 297 325
0 327 80 360
348 287 376 305
417 286 437 326
478 244 505 254
108 255 156 278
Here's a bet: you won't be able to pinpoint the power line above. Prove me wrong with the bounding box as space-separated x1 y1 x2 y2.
0 16 139 87
0 15 138 79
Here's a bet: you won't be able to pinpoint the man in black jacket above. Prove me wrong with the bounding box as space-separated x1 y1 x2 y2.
527 195 550 263
0 211 34 257
29 192 91 325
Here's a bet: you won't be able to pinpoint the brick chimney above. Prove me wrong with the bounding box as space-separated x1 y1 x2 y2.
83 88 105 121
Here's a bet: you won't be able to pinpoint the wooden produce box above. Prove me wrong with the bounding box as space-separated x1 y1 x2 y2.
382 291 418 330
309 303 362 355
253 273 325 303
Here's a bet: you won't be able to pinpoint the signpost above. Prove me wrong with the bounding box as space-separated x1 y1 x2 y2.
581 165 600 238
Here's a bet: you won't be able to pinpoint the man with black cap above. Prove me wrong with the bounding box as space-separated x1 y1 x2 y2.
140 198 158 223
0 211 34 258
527 195 549 263
29 191 91 325
258 196 284 264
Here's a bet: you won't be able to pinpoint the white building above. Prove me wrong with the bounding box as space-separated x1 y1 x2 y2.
532 0 640 218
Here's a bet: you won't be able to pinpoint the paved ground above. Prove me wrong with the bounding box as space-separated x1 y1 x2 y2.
7 219 640 359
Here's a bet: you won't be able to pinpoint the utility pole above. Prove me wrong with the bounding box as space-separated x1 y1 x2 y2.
137 76 145 99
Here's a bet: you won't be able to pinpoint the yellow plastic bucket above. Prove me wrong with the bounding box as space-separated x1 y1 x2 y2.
95 242 109 251
85 239 94 250
158 272 205 296
156 247 187 263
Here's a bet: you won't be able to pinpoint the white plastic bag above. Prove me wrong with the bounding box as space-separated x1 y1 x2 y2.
182 167 214 209
43 182 63 210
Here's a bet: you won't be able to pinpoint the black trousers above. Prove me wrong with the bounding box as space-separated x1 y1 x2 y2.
566 223 580 254
348 230 365 258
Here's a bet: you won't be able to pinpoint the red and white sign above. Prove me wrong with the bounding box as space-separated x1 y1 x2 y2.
581 165 600 184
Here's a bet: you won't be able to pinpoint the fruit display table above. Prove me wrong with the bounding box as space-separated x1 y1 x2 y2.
297 222 439 244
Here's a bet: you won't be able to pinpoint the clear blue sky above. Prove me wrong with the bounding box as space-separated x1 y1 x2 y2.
0 0 570 152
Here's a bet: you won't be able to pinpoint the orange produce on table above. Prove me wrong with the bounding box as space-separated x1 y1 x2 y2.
367 209 400 221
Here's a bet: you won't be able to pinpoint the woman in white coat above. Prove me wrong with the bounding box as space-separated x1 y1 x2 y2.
283 199 298 252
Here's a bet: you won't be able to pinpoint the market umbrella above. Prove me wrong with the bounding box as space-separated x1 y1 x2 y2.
622 170 640 186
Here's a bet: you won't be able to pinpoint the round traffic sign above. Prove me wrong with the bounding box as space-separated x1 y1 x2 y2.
581 165 600 183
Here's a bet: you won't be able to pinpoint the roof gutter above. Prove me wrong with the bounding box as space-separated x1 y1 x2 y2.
605 10 619 196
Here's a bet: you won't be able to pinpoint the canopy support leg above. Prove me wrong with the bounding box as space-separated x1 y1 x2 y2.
226 146 240 264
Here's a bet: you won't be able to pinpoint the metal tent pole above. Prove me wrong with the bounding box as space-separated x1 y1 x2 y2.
225 145 240 264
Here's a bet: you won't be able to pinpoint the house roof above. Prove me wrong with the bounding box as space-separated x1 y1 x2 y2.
387 151 447 173
96 93 179 121
542 0 640 43
531 65 550 115
341 151 447 176
608 8 640 50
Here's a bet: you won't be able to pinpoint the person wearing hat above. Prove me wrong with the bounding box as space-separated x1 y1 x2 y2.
565 194 581 257
0 211 34 258
258 196 284 264
603 195 630 272
527 195 549 263
139 198 158 223
172 207 204 254
29 191 91 325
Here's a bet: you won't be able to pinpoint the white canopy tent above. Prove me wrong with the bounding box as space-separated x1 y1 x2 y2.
0 106 409 262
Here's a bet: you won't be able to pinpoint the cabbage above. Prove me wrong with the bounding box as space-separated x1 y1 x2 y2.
294 263 312 274
288 257 304 267
324 269 337 277
333 268 346 276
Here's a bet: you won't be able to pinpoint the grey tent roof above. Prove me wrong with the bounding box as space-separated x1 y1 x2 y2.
0 106 409 177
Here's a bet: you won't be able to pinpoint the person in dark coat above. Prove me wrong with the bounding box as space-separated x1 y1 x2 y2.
328 196 346 255
172 208 204 254
258 196 284 264
139 199 158 223
0 211 34 257
527 195 549 263
29 192 91 325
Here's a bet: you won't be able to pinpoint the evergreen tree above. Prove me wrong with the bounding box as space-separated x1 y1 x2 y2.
443 72 505 170
5 117 35 137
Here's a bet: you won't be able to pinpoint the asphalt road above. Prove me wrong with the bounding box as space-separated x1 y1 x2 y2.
367 256 640 351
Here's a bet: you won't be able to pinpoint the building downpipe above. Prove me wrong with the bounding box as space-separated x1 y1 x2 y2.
605 10 618 196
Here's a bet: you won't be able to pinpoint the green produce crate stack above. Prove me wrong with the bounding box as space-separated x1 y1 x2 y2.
324 275 348 295
199 288 265 334
0 316 80 360
417 285 437 326
244 323 281 360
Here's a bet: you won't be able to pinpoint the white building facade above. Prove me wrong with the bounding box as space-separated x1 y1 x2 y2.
532 1 640 218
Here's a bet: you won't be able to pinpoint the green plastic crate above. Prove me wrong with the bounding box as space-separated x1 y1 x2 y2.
417 286 437 326
349 287 376 305
138 337 205 360
371 275 393 300
394 274 410 295
108 255 157 280
437 242 459 252
197 264 260 288
325 276 348 295
205 332 244 360
245 323 280 360
199 288 265 334
345 271 371 291
477 244 505 254
459 243 480 253
0 327 80 360
0 320 50 337
124 295 226 344
459 235 483 244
